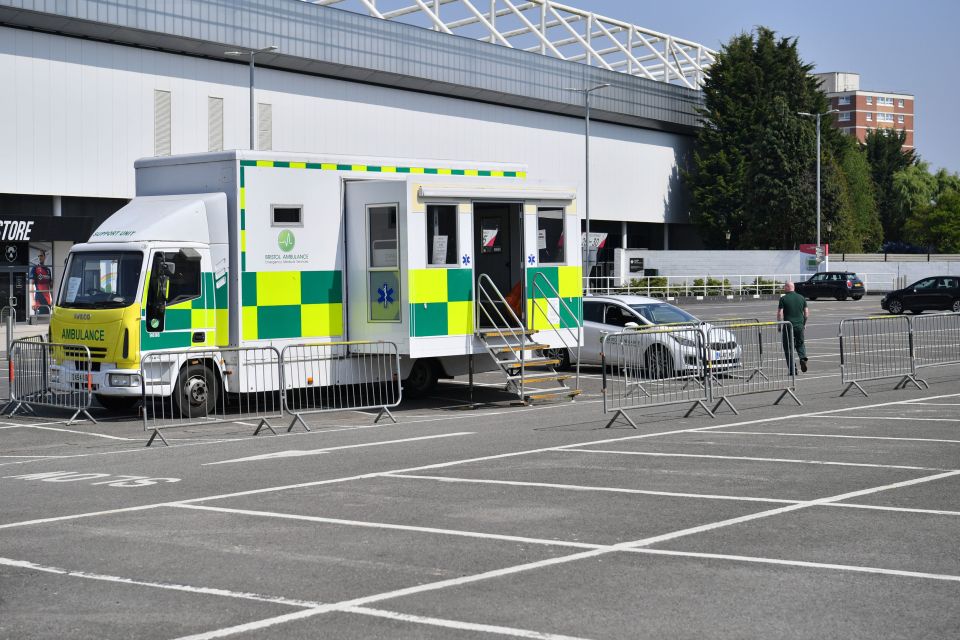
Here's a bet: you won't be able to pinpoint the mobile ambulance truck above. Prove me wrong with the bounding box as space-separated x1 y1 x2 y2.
49 151 583 414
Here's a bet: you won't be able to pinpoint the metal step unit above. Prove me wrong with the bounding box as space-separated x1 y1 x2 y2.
475 275 580 404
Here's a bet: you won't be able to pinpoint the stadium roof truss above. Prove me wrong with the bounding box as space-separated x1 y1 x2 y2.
308 0 716 88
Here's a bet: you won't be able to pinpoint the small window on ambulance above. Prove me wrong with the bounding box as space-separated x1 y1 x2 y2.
368 204 398 268
427 204 457 266
537 208 565 264
271 205 303 227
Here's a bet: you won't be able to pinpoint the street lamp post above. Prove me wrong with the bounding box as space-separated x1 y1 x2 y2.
566 83 610 293
225 45 278 150
797 109 838 270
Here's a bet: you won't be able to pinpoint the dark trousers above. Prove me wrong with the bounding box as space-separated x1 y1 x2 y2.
781 323 807 374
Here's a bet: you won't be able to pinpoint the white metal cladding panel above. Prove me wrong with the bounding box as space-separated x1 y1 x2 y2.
0 26 688 223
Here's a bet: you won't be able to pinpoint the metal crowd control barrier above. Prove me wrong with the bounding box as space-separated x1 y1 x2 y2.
3 339 96 425
601 325 713 429
911 312 960 372
705 321 801 414
141 346 282 446
281 340 401 432
839 316 925 397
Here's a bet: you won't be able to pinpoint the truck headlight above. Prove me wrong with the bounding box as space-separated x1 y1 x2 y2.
109 374 142 387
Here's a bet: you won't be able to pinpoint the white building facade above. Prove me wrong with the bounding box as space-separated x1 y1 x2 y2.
0 0 710 320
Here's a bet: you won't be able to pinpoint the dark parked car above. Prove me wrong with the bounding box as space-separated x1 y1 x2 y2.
881 276 960 314
795 272 866 301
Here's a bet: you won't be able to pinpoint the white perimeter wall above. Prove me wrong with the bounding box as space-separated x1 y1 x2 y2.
0 26 691 224
616 249 960 290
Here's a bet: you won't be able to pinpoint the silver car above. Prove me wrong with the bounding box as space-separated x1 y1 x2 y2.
553 295 740 375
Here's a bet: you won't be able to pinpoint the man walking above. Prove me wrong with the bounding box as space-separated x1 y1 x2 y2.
777 281 809 374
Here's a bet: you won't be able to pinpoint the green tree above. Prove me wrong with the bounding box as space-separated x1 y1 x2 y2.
904 190 960 252
831 136 882 252
686 27 840 249
862 128 916 241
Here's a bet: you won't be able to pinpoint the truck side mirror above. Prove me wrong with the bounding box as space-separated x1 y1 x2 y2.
624 321 640 330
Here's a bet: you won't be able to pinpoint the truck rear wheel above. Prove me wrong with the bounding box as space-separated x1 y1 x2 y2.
172 363 219 418
403 359 438 397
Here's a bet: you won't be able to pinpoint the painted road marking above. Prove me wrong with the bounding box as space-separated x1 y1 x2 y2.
711 431 960 445
384 473 798 504
0 556 324 607
203 432 476 466
829 415 960 422
0 556 595 640
0 424 135 441
3 471 180 487
3 392 959 531
170 468 960 640
339 607 595 640
626 548 960 583
173 504 601 549
559 448 947 471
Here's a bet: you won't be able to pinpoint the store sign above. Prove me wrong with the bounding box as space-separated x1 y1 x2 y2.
0 220 35 241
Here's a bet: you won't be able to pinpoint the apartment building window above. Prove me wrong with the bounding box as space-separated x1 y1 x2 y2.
208 97 224 152
877 96 894 106
898 115 905 123
257 103 272 151
838 112 851 121
866 96 873 105
153 90 171 156
866 113 873 121
898 99 905 108
837 96 851 106
878 113 894 122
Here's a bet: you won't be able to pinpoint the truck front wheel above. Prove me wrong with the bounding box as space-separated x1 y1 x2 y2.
172 363 219 418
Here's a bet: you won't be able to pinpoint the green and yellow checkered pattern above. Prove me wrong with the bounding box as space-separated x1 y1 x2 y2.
239 159 521 340
241 271 343 341
526 266 583 331
409 268 474 337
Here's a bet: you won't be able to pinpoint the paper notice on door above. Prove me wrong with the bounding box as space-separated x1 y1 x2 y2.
65 277 81 303
431 235 448 265
482 228 498 248
537 229 547 250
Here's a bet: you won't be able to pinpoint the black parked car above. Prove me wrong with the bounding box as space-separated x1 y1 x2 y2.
881 276 960 314
795 272 866 301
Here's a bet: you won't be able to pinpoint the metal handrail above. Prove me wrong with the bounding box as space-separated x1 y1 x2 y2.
531 271 581 390
476 273 527 398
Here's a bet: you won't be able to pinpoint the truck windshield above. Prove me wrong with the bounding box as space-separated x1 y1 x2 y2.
59 251 144 309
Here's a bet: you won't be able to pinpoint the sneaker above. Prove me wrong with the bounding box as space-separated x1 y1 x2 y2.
800 359 808 373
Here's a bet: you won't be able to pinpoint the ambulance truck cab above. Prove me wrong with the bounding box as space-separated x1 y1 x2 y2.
50 151 583 414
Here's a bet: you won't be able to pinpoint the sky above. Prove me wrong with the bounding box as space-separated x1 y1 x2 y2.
585 0 959 174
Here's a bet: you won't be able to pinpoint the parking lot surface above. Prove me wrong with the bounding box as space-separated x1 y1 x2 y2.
1 299 958 639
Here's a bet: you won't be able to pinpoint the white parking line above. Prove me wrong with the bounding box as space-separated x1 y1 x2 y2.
0 556 322 607
558 448 946 472
709 431 960 445
829 416 960 423
0 424 135 441
384 473 797 504
3 393 958 531
172 467 960 640
202 432 476 466
172 504 601 549
340 607 595 640
626 548 960 583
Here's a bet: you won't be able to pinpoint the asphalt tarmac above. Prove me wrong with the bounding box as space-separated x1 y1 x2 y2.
1 298 958 639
